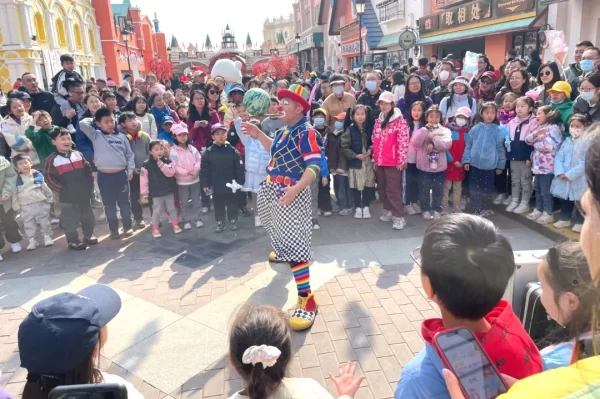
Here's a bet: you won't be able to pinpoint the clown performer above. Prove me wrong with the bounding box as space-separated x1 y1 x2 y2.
241 84 322 331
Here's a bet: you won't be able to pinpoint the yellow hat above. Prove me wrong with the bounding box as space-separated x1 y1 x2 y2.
313 107 328 118
547 81 572 97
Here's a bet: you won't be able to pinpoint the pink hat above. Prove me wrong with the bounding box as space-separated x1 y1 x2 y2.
455 106 472 118
376 91 395 105
525 90 540 101
172 122 189 135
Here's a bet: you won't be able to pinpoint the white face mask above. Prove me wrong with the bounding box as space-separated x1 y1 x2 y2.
439 70 450 81
455 117 467 127
570 127 583 138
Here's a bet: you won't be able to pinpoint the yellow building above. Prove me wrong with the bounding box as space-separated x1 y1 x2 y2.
0 0 105 93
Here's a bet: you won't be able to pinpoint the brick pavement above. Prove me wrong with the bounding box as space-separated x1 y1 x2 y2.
0 205 554 399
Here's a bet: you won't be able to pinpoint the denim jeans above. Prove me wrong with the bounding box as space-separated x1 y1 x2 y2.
333 174 351 210
534 174 554 214
559 199 585 223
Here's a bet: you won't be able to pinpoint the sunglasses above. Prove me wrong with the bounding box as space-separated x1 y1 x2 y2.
480 79 492 84
539 70 552 77
208 90 217 95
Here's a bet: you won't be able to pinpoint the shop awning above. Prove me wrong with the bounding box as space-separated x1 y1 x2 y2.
376 33 399 48
416 17 536 45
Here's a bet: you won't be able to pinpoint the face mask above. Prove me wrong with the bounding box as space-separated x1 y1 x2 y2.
334 121 344 130
439 70 450 81
333 86 344 96
455 117 467 127
314 117 325 126
580 59 595 72
453 72 458 78
580 91 596 101
365 81 377 91
551 100 565 106
570 127 583 138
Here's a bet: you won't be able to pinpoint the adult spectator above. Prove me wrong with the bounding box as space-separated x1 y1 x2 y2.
149 91 179 136
95 78 106 91
430 61 454 105
317 76 332 105
573 71 600 122
495 68 530 105
396 74 433 119
443 54 462 75
535 61 562 105
321 74 356 130
430 55 438 64
392 62 401 71
357 71 383 115
416 57 434 94
362 62 374 73
472 71 497 106
50 81 85 129
469 54 494 89
21 73 56 114
343 74 356 95
260 79 273 94
205 82 224 120
213 75 228 104
381 68 393 92
391 71 406 102
12 78 22 90
563 40 594 82
163 79 172 91
571 46 600 99
439 76 477 123
121 73 132 91
499 49 517 76
146 73 165 97
526 50 542 77
276 79 289 94
133 78 146 95
187 89 219 151
247 78 261 89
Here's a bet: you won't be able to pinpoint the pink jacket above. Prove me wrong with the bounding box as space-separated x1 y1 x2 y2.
372 108 410 167
140 161 175 197
411 125 452 173
407 121 422 164
507 114 539 141
170 144 201 185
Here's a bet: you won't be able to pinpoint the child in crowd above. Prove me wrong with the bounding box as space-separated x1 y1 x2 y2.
228 303 365 399
0 151 22 258
12 154 53 250
175 104 188 123
170 122 203 229
116 86 130 109
342 104 375 219
1 98 39 165
140 140 181 238
132 96 158 139
26 111 58 169
201 123 245 233
411 105 452 220
548 81 574 132
159 116 175 145
405 101 426 215
494 92 518 205
79 108 135 239
312 108 333 221
526 105 564 225
551 114 590 233
329 112 352 216
19 285 144 399
227 103 252 217
394 214 543 398
45 128 97 250
443 106 471 214
119 112 150 230
102 91 120 117
505 96 538 214
260 98 283 137
498 92 518 124
50 54 84 109
462 101 506 217
538 241 594 369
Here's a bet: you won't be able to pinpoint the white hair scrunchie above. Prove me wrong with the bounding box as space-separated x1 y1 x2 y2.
242 345 281 369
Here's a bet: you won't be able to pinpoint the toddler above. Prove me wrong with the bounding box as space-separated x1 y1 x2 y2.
159 116 175 146
25 111 58 169
405 101 426 215
494 92 518 205
312 108 333 222
329 112 352 216
443 106 471 213
0 152 22 258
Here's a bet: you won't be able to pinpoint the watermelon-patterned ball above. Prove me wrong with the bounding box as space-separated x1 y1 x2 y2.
243 88 271 116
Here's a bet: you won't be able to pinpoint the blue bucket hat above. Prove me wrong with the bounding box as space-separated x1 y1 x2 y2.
18 284 121 375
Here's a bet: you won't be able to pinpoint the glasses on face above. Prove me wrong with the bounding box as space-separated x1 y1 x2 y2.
410 247 421 267
580 86 597 93
480 79 492 85
208 90 216 95
409 82 421 87
539 70 552 77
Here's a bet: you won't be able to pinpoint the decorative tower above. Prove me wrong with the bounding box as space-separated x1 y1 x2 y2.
221 24 238 50
153 12 160 32
205 35 212 50
245 33 252 49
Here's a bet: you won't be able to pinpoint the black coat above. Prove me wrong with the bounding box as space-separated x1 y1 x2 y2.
143 157 176 198
200 143 245 194
29 90 56 114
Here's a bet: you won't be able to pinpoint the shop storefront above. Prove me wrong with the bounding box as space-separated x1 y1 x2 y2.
340 22 368 70
288 29 325 72
417 0 545 68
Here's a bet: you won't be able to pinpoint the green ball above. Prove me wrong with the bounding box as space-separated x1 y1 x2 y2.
243 88 271 116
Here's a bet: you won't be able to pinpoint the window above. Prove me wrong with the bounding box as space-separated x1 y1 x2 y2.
34 12 46 42
377 0 405 22
56 18 67 46
88 29 96 51
74 23 83 49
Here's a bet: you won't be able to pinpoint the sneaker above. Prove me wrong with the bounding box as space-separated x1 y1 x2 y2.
173 224 182 234
50 218 60 225
536 212 554 225
526 209 543 220
68 241 86 250
480 209 495 217
493 193 505 205
289 293 318 331
43 235 54 247
269 251 285 263
422 211 433 220
502 195 513 206
339 208 353 216
215 221 225 233
506 202 518 212
134 220 146 230
362 207 371 219
122 228 134 238
553 220 571 229
432 211 442 219
392 217 406 230
440 206 450 216
196 220 204 228
379 210 392 222
110 232 121 240
183 222 192 230
97 212 107 222
572 224 583 233
11 242 22 253
26 238 39 251
254 216 262 227
514 203 531 214
83 236 98 245
323 211 332 217
230 220 239 231
354 208 363 219
312 219 320 230
405 204 417 215
202 207 209 214
412 203 422 214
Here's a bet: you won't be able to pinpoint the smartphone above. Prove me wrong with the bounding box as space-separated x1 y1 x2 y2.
433 327 508 399
49 383 127 399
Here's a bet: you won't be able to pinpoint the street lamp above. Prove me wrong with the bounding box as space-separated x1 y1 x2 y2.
120 24 133 73
355 0 365 67
295 33 301 73
167 46 172 61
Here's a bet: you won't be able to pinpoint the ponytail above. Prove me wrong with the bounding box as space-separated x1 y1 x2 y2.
247 364 268 399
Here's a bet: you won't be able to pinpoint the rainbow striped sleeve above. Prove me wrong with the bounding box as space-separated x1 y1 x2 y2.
300 128 322 177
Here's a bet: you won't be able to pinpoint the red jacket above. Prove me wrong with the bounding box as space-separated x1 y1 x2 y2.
186 109 221 152
372 109 409 167
445 122 469 181
421 300 543 380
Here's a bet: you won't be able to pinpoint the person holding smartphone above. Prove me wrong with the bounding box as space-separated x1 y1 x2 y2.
18 284 143 399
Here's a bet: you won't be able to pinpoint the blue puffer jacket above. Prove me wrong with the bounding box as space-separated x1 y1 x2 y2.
550 136 590 201
461 122 506 170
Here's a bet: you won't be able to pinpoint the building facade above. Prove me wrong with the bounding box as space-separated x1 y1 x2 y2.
288 0 325 72
262 14 294 56
318 0 342 71
0 0 105 92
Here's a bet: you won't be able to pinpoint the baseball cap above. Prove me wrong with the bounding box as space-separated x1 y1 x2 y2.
376 91 395 105
211 123 227 134
162 116 174 125
10 91 31 101
172 122 189 135
18 284 121 375
333 112 346 121
547 81 572 97
228 83 245 94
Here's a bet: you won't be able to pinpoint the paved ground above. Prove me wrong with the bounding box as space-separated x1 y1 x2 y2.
0 202 555 399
